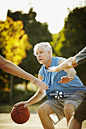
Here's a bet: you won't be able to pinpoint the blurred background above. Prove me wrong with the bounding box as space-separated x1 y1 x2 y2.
0 0 86 112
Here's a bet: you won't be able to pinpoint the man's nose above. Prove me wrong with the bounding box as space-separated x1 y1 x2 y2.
38 53 41 57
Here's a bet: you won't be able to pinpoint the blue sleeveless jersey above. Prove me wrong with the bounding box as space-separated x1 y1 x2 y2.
39 57 85 99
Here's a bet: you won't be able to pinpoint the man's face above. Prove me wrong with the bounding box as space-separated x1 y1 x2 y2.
35 47 50 65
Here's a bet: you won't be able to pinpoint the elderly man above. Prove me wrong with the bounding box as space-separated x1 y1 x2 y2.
15 43 86 129
47 47 86 129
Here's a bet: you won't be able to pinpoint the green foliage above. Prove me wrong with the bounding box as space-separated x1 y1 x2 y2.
52 7 86 58
7 8 52 45
7 8 52 81
50 30 65 56
0 89 35 104
0 105 13 113
0 16 32 89
0 8 52 92
0 91 9 104
0 71 10 89
0 16 32 65
60 7 86 57
51 7 86 85
59 7 86 85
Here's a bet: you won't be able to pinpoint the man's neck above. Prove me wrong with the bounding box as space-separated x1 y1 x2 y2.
45 57 52 69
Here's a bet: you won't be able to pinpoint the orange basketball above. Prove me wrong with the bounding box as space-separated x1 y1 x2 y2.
11 104 30 124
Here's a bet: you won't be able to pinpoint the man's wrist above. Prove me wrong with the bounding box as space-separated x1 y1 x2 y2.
68 62 73 68
56 66 62 72
29 74 35 82
26 100 30 105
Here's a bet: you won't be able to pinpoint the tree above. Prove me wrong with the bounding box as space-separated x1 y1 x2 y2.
7 8 52 83
60 7 86 58
0 16 32 104
0 17 32 65
50 7 86 85
50 31 64 57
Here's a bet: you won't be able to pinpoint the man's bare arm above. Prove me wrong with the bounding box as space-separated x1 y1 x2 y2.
15 74 46 107
47 57 77 72
58 59 76 83
0 55 34 80
48 47 86 72
0 55 49 90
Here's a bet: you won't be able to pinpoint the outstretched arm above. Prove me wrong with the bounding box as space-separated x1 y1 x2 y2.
48 47 86 72
47 57 77 72
0 55 49 90
48 58 76 83
15 88 46 107
58 58 76 83
15 74 46 107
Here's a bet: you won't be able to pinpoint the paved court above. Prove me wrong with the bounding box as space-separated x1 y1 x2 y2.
0 113 86 129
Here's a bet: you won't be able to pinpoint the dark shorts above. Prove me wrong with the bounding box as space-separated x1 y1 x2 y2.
74 96 86 122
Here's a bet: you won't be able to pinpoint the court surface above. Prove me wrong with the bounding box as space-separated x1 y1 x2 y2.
0 113 86 129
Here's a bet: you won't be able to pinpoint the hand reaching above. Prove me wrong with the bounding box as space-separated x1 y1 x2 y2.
14 101 28 108
47 66 59 72
31 77 49 90
58 76 73 83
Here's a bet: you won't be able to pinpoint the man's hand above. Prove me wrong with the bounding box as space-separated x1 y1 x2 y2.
14 101 28 108
47 66 59 72
58 76 73 83
30 77 49 90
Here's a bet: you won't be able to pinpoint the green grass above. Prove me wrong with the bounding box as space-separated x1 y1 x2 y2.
0 105 13 113
0 104 40 113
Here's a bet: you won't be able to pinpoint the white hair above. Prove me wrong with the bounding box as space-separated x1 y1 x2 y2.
33 42 52 56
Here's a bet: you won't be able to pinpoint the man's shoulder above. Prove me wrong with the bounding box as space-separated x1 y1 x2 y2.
39 65 45 72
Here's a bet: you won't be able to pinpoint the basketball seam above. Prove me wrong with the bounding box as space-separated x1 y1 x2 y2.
17 112 23 123
17 112 29 118
11 109 28 115
14 112 22 123
11 106 30 124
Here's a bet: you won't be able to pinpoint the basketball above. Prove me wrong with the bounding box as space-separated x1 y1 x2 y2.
11 104 30 124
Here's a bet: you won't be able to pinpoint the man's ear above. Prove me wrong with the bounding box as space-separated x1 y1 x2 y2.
48 51 51 55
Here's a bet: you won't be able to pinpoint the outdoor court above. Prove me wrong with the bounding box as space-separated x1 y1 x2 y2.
0 113 86 129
